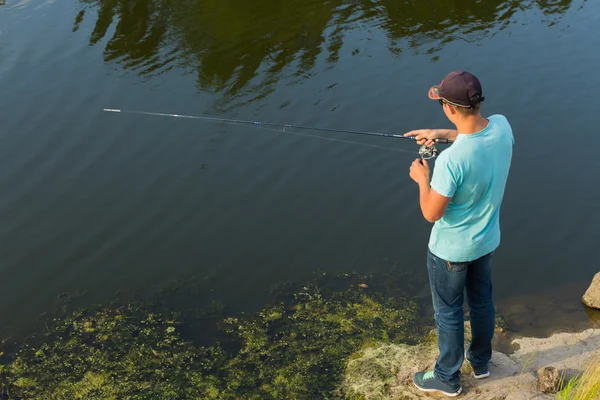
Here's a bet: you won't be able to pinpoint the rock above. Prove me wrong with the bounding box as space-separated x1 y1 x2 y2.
536 366 561 394
582 272 600 309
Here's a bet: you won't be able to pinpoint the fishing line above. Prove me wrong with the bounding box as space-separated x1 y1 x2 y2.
103 108 446 158
240 122 416 154
103 108 416 140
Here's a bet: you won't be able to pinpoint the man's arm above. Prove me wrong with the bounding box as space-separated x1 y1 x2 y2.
435 129 459 142
417 181 451 223
409 158 452 222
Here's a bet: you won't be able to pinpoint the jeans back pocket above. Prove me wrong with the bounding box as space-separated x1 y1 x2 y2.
444 260 469 273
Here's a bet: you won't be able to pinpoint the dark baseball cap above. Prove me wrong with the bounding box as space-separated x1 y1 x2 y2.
428 71 485 108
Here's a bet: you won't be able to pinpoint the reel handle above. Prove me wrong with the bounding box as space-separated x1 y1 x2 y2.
418 144 440 160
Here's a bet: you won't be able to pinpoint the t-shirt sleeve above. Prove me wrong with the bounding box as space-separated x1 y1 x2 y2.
490 114 515 144
430 156 459 198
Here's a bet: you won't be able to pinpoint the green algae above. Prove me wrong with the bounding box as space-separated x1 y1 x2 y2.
0 276 423 399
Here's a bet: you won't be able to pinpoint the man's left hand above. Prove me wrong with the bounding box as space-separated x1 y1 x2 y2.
409 158 430 185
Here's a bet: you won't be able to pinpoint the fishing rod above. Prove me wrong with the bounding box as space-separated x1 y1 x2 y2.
103 108 448 158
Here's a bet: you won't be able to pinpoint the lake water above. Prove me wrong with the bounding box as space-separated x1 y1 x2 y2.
1 0 599 336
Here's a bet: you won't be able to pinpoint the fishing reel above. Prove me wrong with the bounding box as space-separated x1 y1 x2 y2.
419 144 439 160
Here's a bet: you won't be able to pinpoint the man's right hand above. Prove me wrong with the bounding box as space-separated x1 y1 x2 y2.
404 129 457 146
404 129 440 147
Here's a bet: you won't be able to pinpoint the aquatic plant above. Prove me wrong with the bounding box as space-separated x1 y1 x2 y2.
0 279 421 399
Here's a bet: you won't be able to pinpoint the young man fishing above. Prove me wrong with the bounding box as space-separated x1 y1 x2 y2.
404 71 514 396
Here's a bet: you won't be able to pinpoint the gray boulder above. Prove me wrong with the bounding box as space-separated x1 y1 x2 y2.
582 272 600 309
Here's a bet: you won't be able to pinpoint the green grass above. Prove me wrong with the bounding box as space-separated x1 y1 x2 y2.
557 355 600 400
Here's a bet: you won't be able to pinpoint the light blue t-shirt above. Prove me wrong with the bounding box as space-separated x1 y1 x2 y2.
428 114 514 262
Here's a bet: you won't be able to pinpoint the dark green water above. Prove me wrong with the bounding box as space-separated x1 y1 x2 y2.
1 0 599 334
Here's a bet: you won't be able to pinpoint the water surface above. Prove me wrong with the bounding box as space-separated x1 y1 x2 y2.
1 0 599 334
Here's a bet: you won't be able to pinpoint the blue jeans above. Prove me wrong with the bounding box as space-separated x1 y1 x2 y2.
426 249 495 386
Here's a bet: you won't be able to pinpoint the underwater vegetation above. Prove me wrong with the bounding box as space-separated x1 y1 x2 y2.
0 273 425 399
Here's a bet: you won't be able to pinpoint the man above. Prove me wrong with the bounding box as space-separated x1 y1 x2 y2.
404 71 514 396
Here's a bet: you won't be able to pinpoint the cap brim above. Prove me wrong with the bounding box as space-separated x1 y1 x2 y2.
428 86 441 100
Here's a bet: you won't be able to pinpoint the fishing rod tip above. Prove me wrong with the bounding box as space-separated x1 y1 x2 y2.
103 109 121 113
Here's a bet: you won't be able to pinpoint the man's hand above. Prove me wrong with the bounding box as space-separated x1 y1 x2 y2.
404 128 458 146
409 158 430 186
404 129 439 147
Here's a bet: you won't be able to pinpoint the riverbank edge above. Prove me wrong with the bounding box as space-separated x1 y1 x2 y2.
341 323 600 399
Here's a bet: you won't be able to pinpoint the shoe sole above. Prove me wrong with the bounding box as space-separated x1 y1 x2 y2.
413 381 463 397
473 371 490 379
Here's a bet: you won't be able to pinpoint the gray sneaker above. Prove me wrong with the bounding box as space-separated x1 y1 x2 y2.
465 351 490 379
472 368 490 379
413 371 462 397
